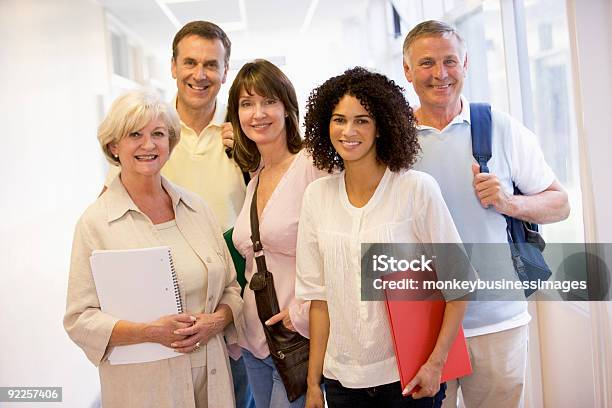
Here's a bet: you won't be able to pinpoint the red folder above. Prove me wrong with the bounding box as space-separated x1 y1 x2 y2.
383 272 472 389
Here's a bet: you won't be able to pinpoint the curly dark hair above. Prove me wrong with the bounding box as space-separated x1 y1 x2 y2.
303 67 419 173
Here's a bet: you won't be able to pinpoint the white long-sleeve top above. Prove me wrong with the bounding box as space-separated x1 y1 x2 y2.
295 168 464 388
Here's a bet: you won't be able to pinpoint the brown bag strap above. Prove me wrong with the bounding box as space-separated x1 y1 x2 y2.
249 177 269 287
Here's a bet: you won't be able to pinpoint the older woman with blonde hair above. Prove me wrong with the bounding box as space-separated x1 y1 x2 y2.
64 89 243 408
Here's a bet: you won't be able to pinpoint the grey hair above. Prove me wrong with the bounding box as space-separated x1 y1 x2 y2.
402 20 466 63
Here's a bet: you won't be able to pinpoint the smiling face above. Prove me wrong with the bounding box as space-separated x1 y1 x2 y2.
403 34 467 112
329 94 377 168
171 35 228 114
238 88 288 148
110 117 170 178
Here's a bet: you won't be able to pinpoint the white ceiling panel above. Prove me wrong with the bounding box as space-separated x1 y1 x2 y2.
244 0 311 30
98 0 370 61
166 0 241 25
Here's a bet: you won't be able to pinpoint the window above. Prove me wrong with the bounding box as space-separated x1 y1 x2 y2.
455 0 509 113
522 0 584 243
110 31 129 78
392 6 402 39
105 13 171 101
448 0 584 243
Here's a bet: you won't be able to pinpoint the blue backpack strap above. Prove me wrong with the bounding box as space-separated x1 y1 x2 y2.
469 103 492 173
469 102 551 297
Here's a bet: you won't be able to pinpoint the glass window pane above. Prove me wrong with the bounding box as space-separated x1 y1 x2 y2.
523 0 584 242
110 31 129 78
455 0 509 112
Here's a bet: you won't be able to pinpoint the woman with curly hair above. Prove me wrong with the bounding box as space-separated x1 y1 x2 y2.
295 67 467 408
227 59 327 407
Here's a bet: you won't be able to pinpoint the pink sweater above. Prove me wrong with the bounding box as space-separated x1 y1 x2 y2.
233 150 327 359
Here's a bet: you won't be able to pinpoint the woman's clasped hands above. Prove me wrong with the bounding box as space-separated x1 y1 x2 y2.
145 313 223 353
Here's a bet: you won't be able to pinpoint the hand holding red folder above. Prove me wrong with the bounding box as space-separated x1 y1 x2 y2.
402 359 443 398
383 270 472 396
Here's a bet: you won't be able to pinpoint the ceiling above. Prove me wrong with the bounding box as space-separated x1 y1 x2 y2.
98 0 371 62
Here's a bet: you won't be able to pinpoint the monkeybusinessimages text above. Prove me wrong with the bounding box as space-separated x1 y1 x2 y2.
371 255 586 294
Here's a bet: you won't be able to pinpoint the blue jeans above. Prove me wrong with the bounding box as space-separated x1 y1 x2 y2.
231 355 255 408
324 377 446 408
241 348 306 408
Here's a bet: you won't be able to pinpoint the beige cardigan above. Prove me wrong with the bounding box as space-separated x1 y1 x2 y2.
64 176 243 408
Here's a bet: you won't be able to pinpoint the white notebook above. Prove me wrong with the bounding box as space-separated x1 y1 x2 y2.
90 246 183 365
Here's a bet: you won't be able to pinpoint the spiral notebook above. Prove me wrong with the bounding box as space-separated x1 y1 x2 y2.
90 246 183 365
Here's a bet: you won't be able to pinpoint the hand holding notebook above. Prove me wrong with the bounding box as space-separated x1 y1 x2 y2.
144 313 197 348
90 246 185 364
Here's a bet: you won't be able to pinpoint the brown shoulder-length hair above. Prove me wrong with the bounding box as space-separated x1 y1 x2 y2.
227 59 302 172
303 67 419 173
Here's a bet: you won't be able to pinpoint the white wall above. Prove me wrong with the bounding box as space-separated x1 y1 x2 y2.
557 0 612 406
0 0 110 406
568 0 612 243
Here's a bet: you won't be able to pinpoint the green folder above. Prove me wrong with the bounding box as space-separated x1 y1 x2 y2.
223 228 247 295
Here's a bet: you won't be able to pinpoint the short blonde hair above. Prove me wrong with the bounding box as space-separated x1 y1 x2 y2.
98 89 181 165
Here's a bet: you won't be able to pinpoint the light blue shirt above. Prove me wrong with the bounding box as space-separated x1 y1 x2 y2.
413 97 556 336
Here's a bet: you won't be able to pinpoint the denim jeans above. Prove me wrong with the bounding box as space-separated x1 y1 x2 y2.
241 348 306 408
230 355 256 408
323 377 446 408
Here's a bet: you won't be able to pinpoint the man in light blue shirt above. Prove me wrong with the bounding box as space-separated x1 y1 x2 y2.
402 20 570 407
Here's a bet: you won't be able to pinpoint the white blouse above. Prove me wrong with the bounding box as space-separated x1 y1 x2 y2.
295 168 463 388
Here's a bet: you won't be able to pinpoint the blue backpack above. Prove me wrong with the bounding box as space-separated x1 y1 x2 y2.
470 103 551 297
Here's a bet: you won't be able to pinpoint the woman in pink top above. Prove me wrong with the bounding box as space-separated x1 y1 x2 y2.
228 59 326 408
